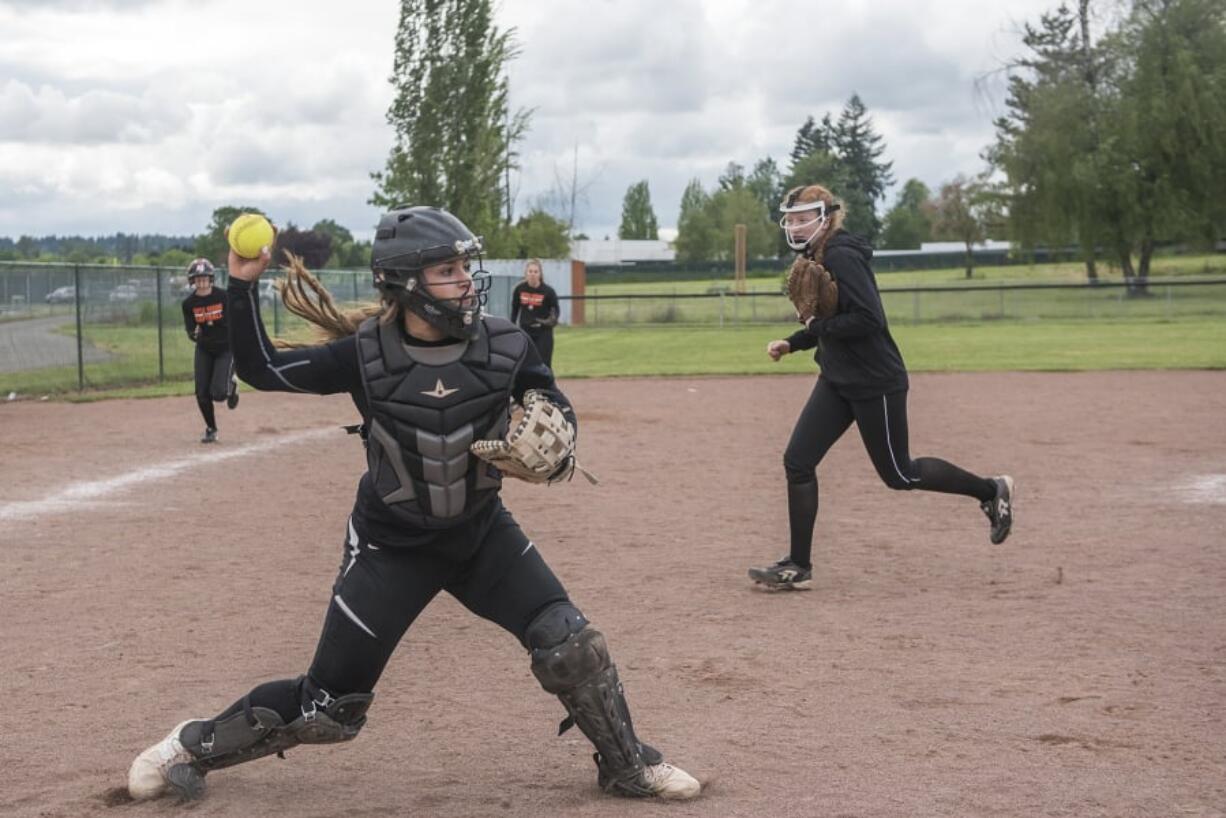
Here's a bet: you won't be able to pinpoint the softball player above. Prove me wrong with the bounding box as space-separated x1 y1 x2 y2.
749 184 1014 591
510 258 560 368
181 259 238 443
129 207 700 803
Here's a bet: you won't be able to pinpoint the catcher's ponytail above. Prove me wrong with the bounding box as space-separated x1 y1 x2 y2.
270 253 388 348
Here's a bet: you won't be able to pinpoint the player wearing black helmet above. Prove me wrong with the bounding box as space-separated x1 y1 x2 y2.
181 258 239 443
127 207 702 805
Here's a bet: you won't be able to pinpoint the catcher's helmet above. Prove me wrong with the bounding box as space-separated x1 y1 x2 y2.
370 206 490 341
186 258 215 281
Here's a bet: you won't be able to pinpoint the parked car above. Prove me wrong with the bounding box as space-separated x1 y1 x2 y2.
259 279 277 307
45 286 76 304
108 284 140 303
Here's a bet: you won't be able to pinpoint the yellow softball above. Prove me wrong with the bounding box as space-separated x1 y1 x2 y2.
227 213 275 259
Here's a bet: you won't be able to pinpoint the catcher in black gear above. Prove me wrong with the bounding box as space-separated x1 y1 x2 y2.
751 184 1015 592
127 206 701 803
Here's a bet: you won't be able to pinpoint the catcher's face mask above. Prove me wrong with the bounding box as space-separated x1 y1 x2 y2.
371 207 490 341
779 199 840 251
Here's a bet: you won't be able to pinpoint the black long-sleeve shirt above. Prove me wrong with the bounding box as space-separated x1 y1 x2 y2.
786 230 909 400
510 282 559 332
181 288 230 354
226 278 575 548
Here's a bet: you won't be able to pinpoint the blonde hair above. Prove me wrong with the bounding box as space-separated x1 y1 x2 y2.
782 184 845 263
271 253 392 348
523 257 544 282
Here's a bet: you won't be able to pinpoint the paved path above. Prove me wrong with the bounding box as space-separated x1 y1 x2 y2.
0 315 112 374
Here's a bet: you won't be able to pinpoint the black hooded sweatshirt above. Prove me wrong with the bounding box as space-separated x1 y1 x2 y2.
785 230 909 400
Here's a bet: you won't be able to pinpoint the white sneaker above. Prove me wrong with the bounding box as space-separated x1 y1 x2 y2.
127 720 196 800
642 762 701 799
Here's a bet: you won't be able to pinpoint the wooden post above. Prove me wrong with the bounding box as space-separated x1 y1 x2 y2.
734 224 747 294
570 259 586 326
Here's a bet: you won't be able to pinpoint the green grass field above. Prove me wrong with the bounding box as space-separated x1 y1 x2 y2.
580 255 1226 327
5 316 1222 402
585 253 1226 295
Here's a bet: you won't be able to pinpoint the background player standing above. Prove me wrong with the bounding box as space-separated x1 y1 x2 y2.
128 207 700 803
749 184 1015 591
180 258 238 443
510 258 560 368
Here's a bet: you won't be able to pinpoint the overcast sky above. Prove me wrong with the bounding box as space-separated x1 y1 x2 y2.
0 0 1068 242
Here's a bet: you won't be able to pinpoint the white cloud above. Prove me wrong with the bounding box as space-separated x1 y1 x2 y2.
0 0 1059 241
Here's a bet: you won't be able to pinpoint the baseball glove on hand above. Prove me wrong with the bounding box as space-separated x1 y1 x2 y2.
471 390 584 485
786 257 839 323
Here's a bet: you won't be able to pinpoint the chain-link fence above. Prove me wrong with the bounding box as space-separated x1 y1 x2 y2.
0 261 530 396
3 259 1224 396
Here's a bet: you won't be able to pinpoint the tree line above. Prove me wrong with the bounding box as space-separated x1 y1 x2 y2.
5 0 1222 281
621 0 1226 283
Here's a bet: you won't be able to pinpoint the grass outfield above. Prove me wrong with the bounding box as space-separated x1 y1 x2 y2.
585 253 1226 295
551 319 1226 377
7 317 1222 401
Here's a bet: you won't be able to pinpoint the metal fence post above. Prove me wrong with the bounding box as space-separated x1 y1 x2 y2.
913 290 920 324
1165 284 1172 320
156 266 165 382
999 288 1005 319
719 292 725 327
352 270 359 302
73 264 84 391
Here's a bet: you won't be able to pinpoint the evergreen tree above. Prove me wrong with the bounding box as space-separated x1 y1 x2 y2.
832 94 894 242
617 180 660 240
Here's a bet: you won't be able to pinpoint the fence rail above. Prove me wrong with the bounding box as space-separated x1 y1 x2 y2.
2 259 1224 396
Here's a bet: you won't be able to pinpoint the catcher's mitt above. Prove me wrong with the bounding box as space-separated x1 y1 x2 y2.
786 256 839 322
471 390 582 485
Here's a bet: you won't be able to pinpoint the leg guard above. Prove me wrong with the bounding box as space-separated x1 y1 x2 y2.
527 604 654 797
179 679 373 774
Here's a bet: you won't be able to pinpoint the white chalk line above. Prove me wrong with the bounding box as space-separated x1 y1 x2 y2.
1177 473 1226 505
0 428 335 523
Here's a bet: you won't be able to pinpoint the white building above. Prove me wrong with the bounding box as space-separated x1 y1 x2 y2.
569 238 675 264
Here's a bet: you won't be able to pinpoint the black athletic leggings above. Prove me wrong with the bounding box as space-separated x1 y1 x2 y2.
783 377 996 568
193 345 233 430
214 505 569 724
526 328 554 369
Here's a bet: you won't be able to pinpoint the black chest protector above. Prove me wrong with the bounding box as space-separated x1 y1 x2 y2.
356 315 528 528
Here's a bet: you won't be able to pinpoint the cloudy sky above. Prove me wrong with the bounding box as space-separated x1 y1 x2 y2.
0 0 1068 242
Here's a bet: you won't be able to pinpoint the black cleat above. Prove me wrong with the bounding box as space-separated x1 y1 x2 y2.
226 377 239 410
165 763 206 802
200 427 217 444
748 558 813 590
981 475 1015 544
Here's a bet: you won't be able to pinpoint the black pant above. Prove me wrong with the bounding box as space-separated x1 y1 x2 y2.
193 345 233 430
782 378 996 567
216 504 569 723
526 328 554 369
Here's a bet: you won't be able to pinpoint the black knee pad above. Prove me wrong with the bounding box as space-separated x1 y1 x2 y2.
531 626 611 695
524 601 588 651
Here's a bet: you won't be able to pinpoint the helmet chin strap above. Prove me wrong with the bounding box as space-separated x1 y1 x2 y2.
400 278 483 341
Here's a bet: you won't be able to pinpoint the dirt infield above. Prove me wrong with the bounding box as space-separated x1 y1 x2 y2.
2 371 1224 818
